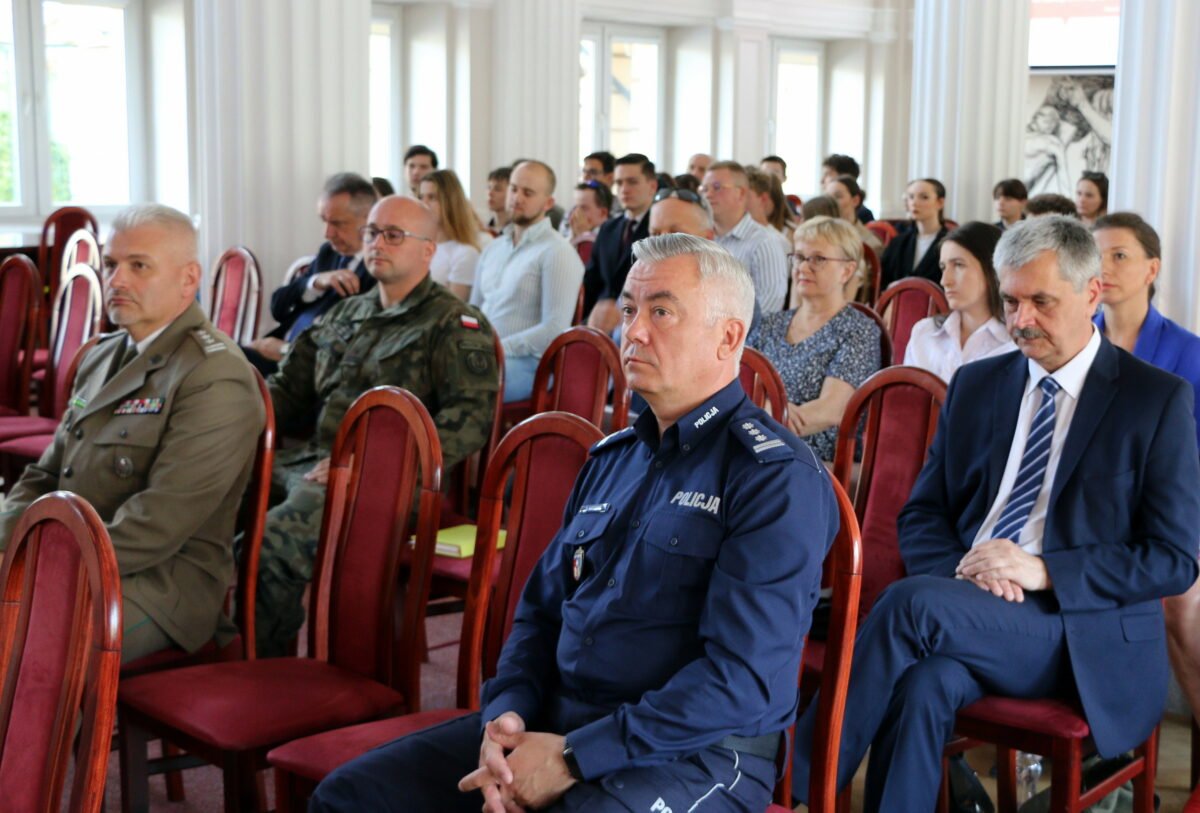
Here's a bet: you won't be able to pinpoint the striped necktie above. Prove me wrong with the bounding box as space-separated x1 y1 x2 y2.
992 376 1062 543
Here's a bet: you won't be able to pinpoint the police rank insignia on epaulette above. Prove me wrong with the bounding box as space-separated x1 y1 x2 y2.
114 398 164 415
740 421 786 454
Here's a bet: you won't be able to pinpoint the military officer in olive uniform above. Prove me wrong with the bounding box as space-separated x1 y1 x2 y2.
0 204 264 663
258 195 499 657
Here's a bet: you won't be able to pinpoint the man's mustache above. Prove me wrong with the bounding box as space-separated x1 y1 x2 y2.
1011 327 1047 340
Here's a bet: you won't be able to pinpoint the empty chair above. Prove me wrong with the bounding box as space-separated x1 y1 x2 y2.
208 246 262 344
37 205 99 316
0 256 40 417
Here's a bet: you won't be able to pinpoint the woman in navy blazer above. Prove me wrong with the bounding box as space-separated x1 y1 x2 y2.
880 178 950 289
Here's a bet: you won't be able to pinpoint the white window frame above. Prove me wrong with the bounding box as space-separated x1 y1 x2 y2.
581 21 667 165
369 2 402 185
2 0 147 224
767 37 824 193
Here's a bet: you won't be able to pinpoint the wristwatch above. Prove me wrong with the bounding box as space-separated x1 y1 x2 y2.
561 740 584 781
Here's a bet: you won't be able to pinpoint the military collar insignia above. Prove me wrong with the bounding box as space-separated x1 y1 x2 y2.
115 397 165 415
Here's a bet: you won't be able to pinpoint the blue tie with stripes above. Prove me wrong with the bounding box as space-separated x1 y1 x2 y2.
992 376 1062 543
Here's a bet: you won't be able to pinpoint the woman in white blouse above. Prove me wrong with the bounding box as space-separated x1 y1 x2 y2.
904 221 1016 383
418 169 483 301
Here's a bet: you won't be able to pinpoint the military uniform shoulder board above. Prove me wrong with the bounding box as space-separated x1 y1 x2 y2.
731 417 796 463
590 426 636 454
189 327 228 355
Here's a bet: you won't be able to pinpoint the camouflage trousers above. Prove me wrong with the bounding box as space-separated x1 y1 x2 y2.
255 454 328 658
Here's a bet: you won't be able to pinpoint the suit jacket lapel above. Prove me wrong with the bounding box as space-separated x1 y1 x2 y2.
988 354 1027 503
1047 338 1119 512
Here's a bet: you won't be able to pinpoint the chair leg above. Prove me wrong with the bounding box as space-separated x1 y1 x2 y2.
163 740 186 801
1132 727 1159 813
1049 738 1083 813
996 746 1018 813
117 710 151 813
936 756 951 813
835 783 851 813
222 752 262 813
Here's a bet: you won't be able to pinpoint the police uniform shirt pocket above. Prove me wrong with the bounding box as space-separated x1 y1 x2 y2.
560 509 616 590
634 512 724 619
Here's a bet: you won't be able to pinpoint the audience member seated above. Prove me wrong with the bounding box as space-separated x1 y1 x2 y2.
257 196 499 657
1076 170 1109 227
1026 192 1078 218
673 173 700 193
703 161 789 313
566 181 612 266
244 173 378 377
792 215 1200 812
403 144 438 197
748 216 881 461
484 165 512 234
579 150 621 217
825 173 883 255
419 168 484 301
685 151 712 181
993 178 1028 231
371 176 395 198
760 154 787 183
583 153 658 333
880 178 949 288
309 234 837 813
904 221 1015 382
746 166 795 249
0 204 264 663
472 160 585 403
801 194 840 222
648 188 715 240
820 153 875 223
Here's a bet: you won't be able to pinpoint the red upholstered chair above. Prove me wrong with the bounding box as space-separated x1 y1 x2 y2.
849 302 893 369
207 246 262 344
37 205 99 324
0 255 41 416
0 491 121 813
117 386 443 811
770 474 863 813
865 220 897 248
283 255 314 287
268 412 605 810
572 284 585 325
875 277 950 365
861 242 883 305
739 346 788 423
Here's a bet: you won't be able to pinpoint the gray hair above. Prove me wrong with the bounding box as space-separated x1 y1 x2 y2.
632 233 756 333
993 215 1100 291
111 203 198 262
323 172 378 215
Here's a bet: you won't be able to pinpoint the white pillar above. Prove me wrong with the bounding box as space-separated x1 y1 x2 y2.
864 0 914 220
1109 0 1200 330
192 0 371 312
909 0 1030 223
490 0 580 199
714 20 770 165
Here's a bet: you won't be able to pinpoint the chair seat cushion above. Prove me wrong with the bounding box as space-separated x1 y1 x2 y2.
119 658 406 751
120 635 243 678
0 416 59 443
957 696 1090 739
0 433 53 461
268 708 471 781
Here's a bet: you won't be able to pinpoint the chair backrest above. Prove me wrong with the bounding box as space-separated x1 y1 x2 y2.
572 285 585 326
0 256 41 414
531 326 629 431
457 412 603 708
875 277 950 365
208 246 262 344
0 492 121 813
48 264 103 419
739 346 788 423
776 474 863 810
832 366 946 617
37 206 98 307
232 371 277 661
861 242 882 305
61 229 101 276
308 387 443 710
864 220 896 248
849 302 893 370
283 255 314 287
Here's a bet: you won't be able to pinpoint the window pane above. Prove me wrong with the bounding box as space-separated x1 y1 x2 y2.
0 0 19 205
773 49 820 196
578 38 596 161
368 20 393 181
44 1 130 205
608 39 657 161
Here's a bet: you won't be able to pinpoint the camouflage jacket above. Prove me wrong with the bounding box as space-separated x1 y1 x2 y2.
268 274 499 471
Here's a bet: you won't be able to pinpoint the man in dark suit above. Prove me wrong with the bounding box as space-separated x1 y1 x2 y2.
242 173 377 376
792 216 1200 812
582 153 657 334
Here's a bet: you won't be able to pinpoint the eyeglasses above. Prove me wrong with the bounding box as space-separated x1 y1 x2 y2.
654 188 703 206
359 226 435 246
698 181 738 195
789 253 855 271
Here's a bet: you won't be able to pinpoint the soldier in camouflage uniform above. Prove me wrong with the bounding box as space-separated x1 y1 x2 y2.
258 196 499 656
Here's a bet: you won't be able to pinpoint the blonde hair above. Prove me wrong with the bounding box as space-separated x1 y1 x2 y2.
793 215 865 293
420 169 480 250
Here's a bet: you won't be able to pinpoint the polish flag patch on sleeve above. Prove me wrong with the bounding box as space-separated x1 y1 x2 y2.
460 314 480 330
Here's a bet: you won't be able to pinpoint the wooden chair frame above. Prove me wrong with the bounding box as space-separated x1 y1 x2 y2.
37 206 99 309
848 302 894 370
875 277 950 365
862 242 883 305
739 346 788 423
47 264 103 417
0 255 41 415
530 326 630 431
208 246 263 344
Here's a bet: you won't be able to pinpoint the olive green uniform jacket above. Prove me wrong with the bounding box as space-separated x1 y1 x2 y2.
0 303 265 652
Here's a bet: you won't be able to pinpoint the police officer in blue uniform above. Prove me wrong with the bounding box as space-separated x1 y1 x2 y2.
310 234 838 812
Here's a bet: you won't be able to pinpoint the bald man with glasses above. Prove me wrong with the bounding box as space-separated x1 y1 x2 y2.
255 195 500 657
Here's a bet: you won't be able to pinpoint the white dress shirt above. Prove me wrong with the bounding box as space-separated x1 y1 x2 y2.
971 326 1102 554
904 313 1016 384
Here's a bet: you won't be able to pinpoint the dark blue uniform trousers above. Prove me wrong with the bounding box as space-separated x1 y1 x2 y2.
792 575 1071 813
309 711 777 812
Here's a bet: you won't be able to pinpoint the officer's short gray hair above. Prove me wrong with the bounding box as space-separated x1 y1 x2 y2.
632 234 756 330
994 215 1100 292
111 204 199 263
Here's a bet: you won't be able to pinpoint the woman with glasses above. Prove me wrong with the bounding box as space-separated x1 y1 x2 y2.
418 169 486 301
903 222 1014 383
748 216 881 460
880 178 949 288
1075 170 1108 227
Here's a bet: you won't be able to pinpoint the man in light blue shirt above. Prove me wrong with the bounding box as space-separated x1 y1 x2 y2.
702 161 789 313
471 160 585 402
